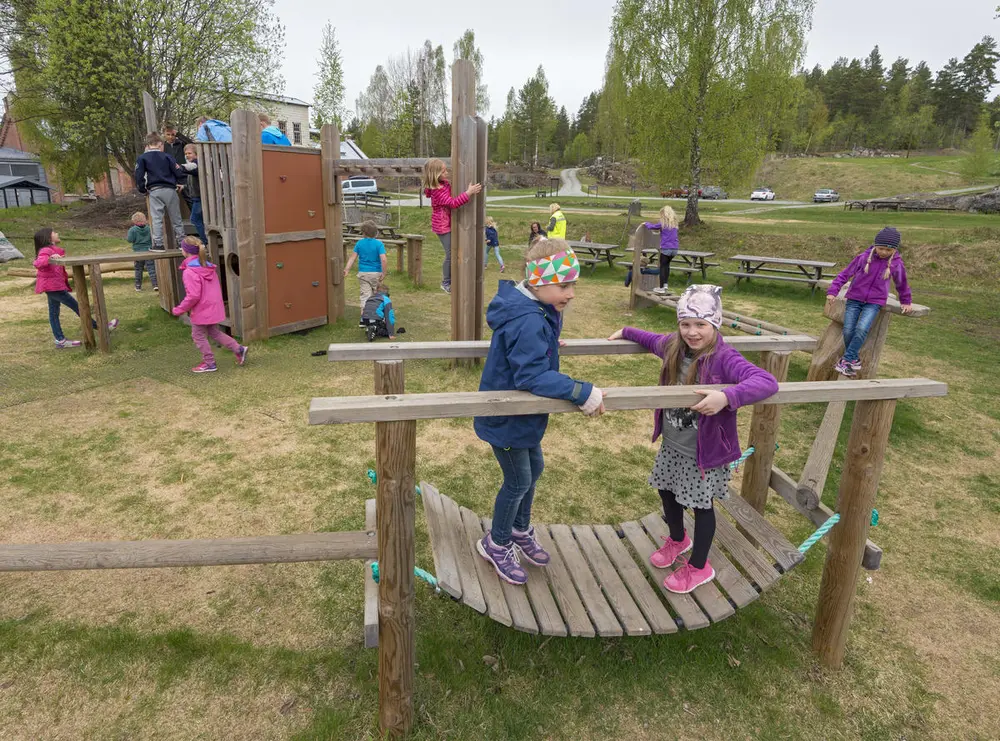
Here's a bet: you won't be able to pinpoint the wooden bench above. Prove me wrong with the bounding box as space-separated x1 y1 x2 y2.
727 255 837 296
535 189 548 198
51 250 184 353
342 233 424 285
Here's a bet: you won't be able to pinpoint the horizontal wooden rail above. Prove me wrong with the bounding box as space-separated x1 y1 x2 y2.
325 336 818 362
0 531 377 572
52 250 184 267
333 157 450 178
309 378 947 425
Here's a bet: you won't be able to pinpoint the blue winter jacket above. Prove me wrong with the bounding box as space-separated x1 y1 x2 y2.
261 126 291 146
474 281 594 448
485 225 499 248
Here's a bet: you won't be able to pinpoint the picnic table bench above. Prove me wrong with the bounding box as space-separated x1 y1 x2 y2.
345 222 401 239
342 232 424 285
51 250 184 353
724 254 836 296
566 239 625 270
617 249 718 282
535 188 548 198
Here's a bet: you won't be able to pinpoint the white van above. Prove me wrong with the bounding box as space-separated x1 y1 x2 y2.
342 177 378 196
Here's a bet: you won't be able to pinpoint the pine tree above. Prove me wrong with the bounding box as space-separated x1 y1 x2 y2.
313 22 347 128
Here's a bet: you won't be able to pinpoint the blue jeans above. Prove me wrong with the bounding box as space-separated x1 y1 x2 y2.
190 197 207 243
484 245 504 269
842 299 881 363
490 444 544 545
46 290 96 342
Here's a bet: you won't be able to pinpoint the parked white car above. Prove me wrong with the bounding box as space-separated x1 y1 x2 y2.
813 188 840 203
750 187 776 201
342 177 379 196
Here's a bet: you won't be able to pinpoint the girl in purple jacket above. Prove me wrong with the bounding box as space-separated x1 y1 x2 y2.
608 285 778 594
826 227 913 378
642 205 679 293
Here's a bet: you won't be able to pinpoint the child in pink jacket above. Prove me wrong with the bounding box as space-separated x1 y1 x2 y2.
171 237 248 373
422 158 482 294
33 227 118 348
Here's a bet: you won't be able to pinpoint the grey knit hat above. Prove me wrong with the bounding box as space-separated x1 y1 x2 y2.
874 227 901 249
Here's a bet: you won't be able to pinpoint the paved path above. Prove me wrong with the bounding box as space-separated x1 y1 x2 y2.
560 168 586 197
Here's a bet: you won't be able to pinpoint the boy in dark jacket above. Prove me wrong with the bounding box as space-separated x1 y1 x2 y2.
134 133 185 251
178 144 207 242
360 284 403 340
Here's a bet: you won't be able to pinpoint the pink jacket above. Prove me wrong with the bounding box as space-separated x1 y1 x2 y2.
424 179 469 235
33 246 71 293
172 256 226 325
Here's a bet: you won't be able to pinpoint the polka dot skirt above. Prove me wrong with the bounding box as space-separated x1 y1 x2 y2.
648 444 731 509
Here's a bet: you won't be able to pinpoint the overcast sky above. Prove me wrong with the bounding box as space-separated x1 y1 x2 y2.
276 0 998 120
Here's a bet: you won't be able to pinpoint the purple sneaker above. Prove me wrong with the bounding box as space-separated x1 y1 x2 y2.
511 526 551 566
833 357 856 377
477 533 527 585
236 345 249 366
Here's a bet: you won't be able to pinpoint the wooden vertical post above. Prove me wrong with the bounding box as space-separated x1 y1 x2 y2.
474 116 487 343
374 360 416 737
740 351 791 513
141 90 176 316
812 398 896 667
406 236 422 286
321 123 346 324
89 264 111 353
450 60 476 348
71 265 95 350
231 110 268 341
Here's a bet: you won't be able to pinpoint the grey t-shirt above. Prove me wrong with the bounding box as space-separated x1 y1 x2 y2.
661 353 698 458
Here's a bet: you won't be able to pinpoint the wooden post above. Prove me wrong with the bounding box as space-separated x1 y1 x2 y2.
806 296 892 382
812 399 896 667
474 116 487 343
71 265 95 350
406 236 422 286
321 123 346 324
450 59 476 350
628 226 657 310
374 360 416 737
89 264 111 353
740 351 791 513
231 109 268 341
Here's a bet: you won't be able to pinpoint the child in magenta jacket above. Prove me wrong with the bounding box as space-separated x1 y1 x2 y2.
826 226 913 377
422 158 482 294
608 284 778 594
33 227 118 348
171 237 248 373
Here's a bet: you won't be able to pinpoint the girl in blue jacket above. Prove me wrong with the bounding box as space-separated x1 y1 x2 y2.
474 238 605 585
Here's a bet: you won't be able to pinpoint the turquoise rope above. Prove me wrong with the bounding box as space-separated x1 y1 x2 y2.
370 562 440 592
366 468 422 495
799 509 880 553
729 443 780 471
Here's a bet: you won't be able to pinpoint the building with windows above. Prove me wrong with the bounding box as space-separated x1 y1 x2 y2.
240 93 311 146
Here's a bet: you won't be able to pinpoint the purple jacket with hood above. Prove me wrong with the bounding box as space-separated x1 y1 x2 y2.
172 256 226 325
826 247 912 306
622 327 779 471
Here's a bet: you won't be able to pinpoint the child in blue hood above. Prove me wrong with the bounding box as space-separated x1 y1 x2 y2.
474 238 605 586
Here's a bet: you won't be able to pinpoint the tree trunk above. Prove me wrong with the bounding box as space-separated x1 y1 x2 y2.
685 77 709 228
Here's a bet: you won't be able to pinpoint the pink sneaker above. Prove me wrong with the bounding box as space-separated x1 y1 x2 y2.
191 362 217 373
650 532 692 569
664 561 716 594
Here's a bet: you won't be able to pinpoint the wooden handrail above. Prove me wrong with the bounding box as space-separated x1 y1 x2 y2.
309 378 947 425
52 250 183 266
0 531 377 572
325 335 818 362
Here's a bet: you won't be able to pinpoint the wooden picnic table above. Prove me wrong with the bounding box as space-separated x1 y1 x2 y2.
51 250 184 353
345 222 401 239
619 249 718 283
566 240 625 269
724 254 837 296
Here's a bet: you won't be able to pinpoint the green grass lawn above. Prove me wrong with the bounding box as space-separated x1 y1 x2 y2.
0 200 998 740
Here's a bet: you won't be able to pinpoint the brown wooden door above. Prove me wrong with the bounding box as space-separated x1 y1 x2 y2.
266 240 327 330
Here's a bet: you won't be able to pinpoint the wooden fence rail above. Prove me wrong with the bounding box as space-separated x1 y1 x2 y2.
309 378 947 425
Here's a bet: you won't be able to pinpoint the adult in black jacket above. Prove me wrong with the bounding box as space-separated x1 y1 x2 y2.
163 124 193 208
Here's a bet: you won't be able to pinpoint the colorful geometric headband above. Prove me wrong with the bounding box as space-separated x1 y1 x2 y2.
525 249 581 286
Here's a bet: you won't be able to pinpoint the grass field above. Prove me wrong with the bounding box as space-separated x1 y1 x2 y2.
1 200 998 740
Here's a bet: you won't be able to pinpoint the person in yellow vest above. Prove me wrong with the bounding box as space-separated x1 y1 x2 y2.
546 203 567 239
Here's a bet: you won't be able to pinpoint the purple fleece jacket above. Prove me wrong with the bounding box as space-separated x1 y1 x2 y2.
827 247 912 306
622 327 779 471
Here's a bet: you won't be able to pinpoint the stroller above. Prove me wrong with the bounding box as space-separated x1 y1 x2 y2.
360 289 405 342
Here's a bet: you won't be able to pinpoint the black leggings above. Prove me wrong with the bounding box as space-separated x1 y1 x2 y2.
659 254 673 288
658 489 715 570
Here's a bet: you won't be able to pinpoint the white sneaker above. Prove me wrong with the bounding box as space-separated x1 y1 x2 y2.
652 287 668 295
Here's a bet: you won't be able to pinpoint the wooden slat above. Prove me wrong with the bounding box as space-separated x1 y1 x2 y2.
200 144 217 228
480 518 538 635
324 335 817 362
549 525 622 637
309 378 949 425
710 506 780 590
573 526 650 636
682 512 758 608
418 484 461 600
593 525 676 634
52 250 184 267
641 514 733 623
458 506 511 626
718 493 804 572
0 531 378 571
438 494 486 614
71 265 95 350
364 499 379 648
520 557 567 637
620 520 708 630
264 229 327 244
532 525 594 637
